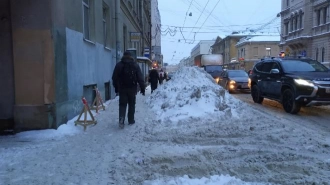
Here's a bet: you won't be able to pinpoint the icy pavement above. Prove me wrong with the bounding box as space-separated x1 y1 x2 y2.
1 67 330 185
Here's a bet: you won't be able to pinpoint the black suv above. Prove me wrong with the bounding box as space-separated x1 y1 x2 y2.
249 57 330 114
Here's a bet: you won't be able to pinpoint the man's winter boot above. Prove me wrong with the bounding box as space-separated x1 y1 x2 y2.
119 117 125 129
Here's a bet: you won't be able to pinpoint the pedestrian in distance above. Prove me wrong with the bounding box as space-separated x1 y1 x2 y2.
164 72 168 81
159 69 165 85
148 68 160 93
112 51 145 129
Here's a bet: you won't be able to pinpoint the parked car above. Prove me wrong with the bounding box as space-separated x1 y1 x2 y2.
249 56 330 114
218 70 250 93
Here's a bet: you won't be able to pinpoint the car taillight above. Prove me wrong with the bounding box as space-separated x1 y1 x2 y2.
249 70 253 75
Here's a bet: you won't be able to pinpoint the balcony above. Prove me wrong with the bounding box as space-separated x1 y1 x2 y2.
312 22 330 36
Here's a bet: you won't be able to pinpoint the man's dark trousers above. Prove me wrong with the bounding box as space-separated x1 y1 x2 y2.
119 88 136 124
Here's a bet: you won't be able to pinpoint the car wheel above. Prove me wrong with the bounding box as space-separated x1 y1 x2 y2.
282 89 301 114
251 85 263 103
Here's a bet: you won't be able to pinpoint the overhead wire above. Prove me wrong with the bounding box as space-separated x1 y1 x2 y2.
163 0 295 63
171 0 194 60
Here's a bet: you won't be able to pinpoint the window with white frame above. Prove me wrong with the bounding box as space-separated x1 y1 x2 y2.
103 2 111 48
266 48 271 56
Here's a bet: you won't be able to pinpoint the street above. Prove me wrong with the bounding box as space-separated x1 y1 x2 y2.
231 91 330 133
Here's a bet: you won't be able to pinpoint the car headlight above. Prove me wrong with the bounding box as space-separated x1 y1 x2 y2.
294 79 314 87
229 80 236 84
215 77 220 83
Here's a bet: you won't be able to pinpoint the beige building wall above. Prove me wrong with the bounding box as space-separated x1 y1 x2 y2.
212 35 244 64
237 42 280 61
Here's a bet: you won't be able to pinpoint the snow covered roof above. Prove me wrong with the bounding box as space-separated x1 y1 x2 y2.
236 35 280 46
137 56 152 65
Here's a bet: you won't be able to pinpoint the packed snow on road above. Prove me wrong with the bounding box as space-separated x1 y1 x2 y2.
1 67 330 185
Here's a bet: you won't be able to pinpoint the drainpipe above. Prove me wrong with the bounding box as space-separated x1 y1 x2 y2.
150 15 152 61
115 0 121 62
140 0 144 56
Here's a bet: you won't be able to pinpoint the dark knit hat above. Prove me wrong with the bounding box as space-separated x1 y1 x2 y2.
123 51 131 57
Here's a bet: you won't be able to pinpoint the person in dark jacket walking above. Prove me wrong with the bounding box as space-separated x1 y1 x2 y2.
112 52 145 129
148 68 160 93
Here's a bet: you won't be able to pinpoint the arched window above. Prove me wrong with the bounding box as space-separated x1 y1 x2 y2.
316 48 319 61
321 47 325 62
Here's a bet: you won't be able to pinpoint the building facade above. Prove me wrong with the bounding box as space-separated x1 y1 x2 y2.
190 40 214 64
236 35 280 70
0 0 151 132
151 0 162 67
236 35 281 61
211 34 245 64
280 0 330 63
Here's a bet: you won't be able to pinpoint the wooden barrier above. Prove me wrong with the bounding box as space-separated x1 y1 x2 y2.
91 86 105 113
74 97 97 131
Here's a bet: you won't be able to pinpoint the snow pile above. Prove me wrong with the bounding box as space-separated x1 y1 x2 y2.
145 66 242 123
143 174 267 185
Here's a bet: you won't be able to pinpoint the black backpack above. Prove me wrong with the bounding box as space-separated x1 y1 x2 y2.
120 62 137 87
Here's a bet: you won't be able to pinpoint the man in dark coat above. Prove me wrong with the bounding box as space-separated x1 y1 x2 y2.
148 68 160 93
112 52 145 129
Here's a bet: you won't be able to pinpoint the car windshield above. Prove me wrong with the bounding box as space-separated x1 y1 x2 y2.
281 60 329 72
228 70 248 77
204 65 223 72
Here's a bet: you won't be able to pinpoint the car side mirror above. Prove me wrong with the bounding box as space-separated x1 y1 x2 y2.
270 69 280 74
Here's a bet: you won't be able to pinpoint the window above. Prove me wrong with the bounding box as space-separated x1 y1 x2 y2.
104 82 110 101
253 47 258 56
299 14 303 29
323 7 328 24
316 48 319 61
103 2 111 48
290 19 293 32
286 0 289 7
266 48 271 56
285 22 289 35
271 63 280 71
294 16 298 30
281 60 328 72
321 47 325 62
261 62 273 73
83 0 90 40
83 0 94 41
317 9 321 25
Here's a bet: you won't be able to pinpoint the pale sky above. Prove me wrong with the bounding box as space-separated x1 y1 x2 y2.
158 0 281 65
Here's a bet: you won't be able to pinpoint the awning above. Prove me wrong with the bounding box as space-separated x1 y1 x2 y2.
136 56 152 65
